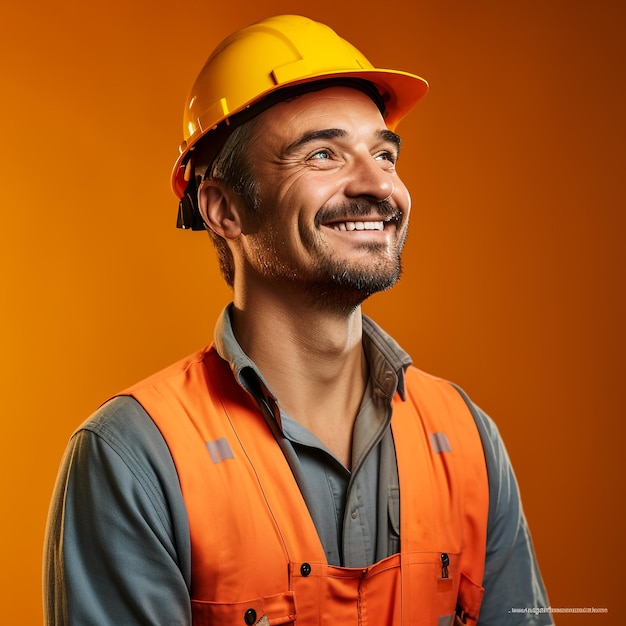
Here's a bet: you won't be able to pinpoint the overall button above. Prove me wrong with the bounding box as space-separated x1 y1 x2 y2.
244 608 257 625
300 562 312 577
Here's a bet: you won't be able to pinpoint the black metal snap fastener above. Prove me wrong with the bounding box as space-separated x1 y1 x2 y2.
300 562 312 577
244 608 257 625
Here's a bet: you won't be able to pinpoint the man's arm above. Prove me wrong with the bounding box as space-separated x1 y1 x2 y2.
43 397 192 625
455 388 554 625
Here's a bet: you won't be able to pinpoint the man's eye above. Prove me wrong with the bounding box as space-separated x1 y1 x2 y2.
376 151 397 164
309 149 331 160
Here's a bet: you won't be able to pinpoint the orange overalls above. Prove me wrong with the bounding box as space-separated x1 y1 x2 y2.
127 346 488 625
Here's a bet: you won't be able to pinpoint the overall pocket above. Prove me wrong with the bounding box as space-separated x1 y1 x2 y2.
191 591 296 626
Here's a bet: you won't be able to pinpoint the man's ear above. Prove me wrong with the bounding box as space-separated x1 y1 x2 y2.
198 180 243 239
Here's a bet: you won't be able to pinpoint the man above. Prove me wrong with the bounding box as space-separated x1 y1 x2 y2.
44 15 553 625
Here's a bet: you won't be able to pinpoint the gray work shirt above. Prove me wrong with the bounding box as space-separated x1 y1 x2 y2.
44 307 553 625
216 309 405 568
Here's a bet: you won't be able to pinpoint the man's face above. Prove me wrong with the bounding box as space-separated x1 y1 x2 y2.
238 86 412 310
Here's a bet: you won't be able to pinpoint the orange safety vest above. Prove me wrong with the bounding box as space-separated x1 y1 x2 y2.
126 346 488 626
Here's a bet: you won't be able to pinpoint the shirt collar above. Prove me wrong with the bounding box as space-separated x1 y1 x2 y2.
362 315 412 401
213 304 277 400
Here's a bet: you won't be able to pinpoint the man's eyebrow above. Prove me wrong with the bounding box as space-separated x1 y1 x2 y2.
284 128 347 154
379 129 402 153
283 127 402 155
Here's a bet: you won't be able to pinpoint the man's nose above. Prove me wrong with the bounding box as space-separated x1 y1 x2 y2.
343 155 395 202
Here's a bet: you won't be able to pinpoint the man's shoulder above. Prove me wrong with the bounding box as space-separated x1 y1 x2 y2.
70 395 183 502
403 367 498 430
79 394 150 433
75 395 164 455
401 367 506 464
75 345 229 453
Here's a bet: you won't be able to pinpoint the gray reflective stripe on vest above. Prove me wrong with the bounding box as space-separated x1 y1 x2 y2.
429 432 452 454
206 438 235 463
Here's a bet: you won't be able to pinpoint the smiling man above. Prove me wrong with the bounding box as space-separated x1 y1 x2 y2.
209 90 408 308
44 15 553 626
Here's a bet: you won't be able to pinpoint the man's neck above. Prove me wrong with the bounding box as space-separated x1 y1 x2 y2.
231 293 368 467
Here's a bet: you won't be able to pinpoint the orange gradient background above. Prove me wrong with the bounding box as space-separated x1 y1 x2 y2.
1 1 623 624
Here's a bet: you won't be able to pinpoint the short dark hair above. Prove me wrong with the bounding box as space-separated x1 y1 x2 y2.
198 118 261 287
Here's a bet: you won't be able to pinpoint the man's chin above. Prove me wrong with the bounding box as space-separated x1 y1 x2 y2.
303 265 402 312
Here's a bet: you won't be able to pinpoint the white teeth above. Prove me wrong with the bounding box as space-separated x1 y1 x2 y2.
332 221 384 231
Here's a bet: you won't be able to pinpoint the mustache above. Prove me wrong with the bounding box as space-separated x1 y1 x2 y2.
314 200 401 227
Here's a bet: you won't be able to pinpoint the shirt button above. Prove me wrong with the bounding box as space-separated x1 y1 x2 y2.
351 510 358 520
300 562 312 577
244 608 257 625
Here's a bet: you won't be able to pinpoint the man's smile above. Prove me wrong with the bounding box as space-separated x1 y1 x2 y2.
330 220 385 232
316 201 403 237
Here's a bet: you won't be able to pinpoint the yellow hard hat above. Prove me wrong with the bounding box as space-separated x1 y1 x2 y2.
172 14 428 204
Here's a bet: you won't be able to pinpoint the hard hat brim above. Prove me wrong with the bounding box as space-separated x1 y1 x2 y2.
171 68 428 199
